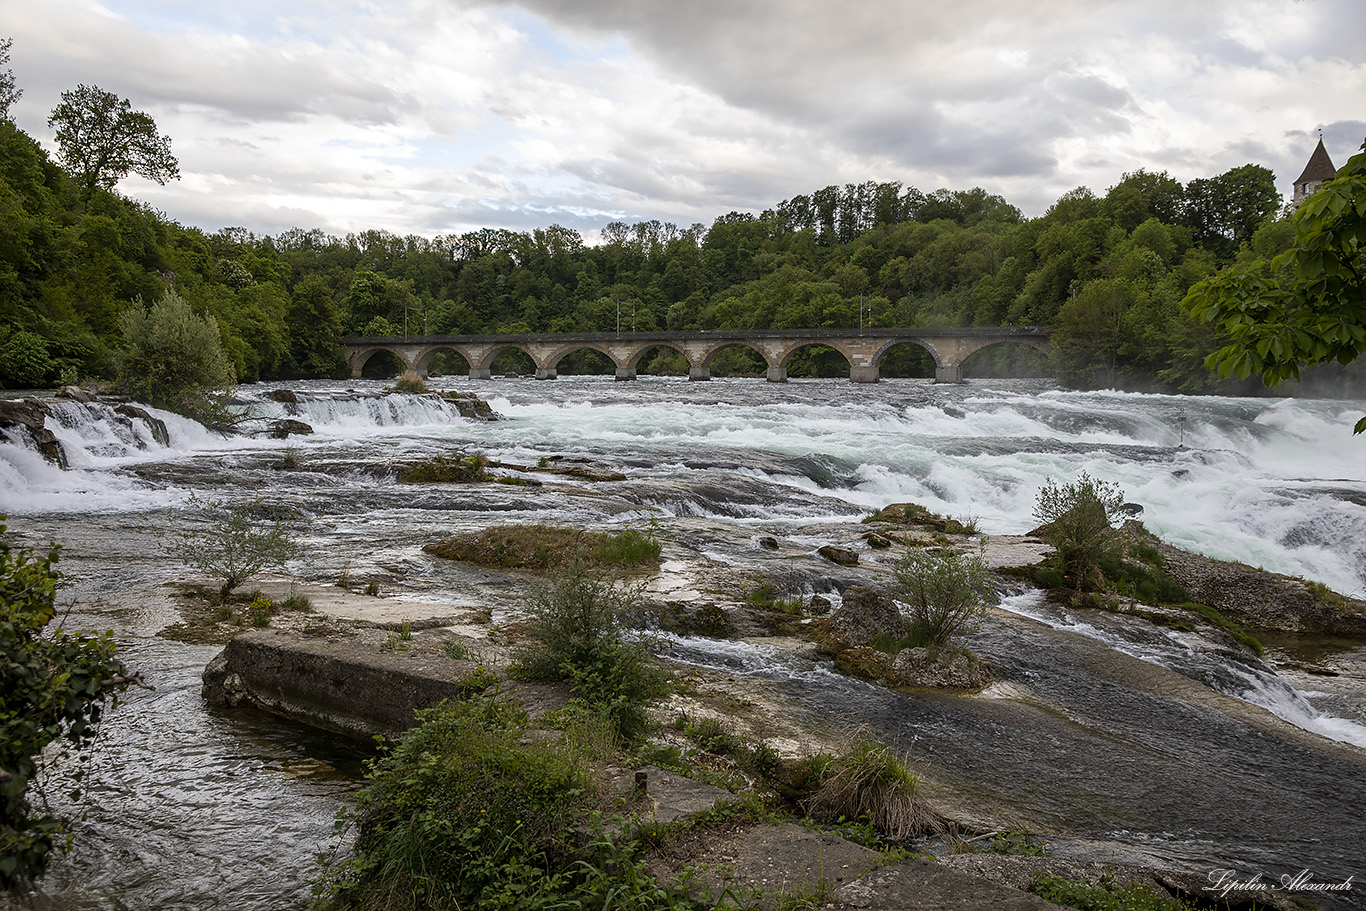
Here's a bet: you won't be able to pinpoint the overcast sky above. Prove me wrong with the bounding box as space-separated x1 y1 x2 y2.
3 0 1363 241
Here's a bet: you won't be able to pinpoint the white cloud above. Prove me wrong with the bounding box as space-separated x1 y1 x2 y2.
1 0 1361 238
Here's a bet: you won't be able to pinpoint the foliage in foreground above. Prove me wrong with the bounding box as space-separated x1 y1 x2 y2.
892 548 992 647
0 521 132 888
511 567 673 743
1184 140 1366 433
315 698 697 911
1033 473 1127 590
171 496 306 599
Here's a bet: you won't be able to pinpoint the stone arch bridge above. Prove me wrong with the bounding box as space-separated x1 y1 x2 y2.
341 327 1051 384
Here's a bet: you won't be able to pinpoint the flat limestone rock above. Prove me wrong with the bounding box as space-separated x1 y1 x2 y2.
835 858 1066 910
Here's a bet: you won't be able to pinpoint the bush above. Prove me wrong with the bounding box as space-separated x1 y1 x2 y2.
316 698 695 911
172 496 306 599
1033 473 1126 589
511 566 672 743
0 329 55 389
892 548 992 647
0 520 133 887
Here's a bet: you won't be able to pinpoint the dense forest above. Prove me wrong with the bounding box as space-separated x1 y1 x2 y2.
2 109 1360 393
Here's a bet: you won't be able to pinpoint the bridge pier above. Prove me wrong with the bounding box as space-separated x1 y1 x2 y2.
935 364 963 384
689 366 711 381
615 367 636 382
469 368 492 380
535 368 557 381
850 365 879 384
766 366 787 383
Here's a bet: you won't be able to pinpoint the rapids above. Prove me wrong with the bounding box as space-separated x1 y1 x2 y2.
2 376 1364 909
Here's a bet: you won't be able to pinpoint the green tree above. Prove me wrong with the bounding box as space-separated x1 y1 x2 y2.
116 289 236 419
1 521 134 887
0 328 54 388
0 38 20 122
47 84 179 191
288 275 345 376
1183 141 1366 433
892 548 992 646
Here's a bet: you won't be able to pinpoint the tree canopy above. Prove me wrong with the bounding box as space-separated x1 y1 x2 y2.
1183 140 1366 432
47 84 179 191
0 38 19 122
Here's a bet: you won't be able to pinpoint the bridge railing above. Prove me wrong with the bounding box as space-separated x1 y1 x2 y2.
341 326 1051 345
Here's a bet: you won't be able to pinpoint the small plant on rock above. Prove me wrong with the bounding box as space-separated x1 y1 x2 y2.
171 496 306 600
392 370 428 394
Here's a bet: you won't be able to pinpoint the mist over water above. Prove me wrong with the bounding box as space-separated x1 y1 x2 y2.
3 377 1365 909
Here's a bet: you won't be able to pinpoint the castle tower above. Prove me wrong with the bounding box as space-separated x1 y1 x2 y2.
1293 137 1337 209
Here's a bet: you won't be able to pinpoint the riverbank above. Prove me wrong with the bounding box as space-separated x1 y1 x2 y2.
192 519 1365 910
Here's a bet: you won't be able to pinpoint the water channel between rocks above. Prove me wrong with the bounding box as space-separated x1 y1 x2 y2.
2 377 1364 910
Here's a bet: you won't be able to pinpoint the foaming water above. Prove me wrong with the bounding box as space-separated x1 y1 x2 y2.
997 592 1366 748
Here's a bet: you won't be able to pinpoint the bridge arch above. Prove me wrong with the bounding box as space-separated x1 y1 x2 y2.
959 338 1052 378
874 340 938 378
779 343 850 379
349 346 413 378
543 344 618 378
414 345 473 376
699 341 771 381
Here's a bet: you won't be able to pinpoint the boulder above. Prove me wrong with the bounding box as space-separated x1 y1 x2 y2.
1157 542 1366 636
757 535 780 551
443 391 500 421
890 647 993 690
806 594 832 616
0 399 66 467
862 532 893 549
269 419 315 439
115 404 170 447
821 585 904 649
56 385 97 403
817 544 860 565
271 389 299 404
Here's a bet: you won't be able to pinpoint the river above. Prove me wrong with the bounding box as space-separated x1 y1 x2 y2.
2 376 1364 909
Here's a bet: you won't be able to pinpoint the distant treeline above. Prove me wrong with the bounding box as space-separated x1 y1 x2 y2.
3 115 1362 393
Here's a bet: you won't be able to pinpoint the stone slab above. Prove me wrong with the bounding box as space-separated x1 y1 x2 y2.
835 858 1067 910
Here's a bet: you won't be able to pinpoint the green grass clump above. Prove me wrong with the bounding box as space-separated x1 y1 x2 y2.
1182 602 1264 656
804 736 940 841
1029 873 1196 911
424 524 661 571
399 453 489 484
392 370 428 394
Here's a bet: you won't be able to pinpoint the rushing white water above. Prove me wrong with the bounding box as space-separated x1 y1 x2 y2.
6 379 1365 595
997 591 1366 749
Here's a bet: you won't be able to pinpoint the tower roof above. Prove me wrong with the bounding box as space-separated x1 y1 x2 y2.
1295 138 1337 186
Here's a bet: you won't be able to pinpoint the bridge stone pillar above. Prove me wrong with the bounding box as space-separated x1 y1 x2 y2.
935 364 963 383
766 366 787 383
615 367 637 381
469 368 492 380
850 365 879 383
689 366 711 381
535 367 557 380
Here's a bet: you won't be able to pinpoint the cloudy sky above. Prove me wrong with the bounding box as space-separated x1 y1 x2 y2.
2 0 1363 241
